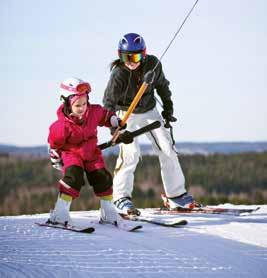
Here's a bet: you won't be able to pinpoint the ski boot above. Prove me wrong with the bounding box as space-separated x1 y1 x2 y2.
161 193 199 210
99 199 123 226
114 197 141 216
100 199 142 231
48 193 72 226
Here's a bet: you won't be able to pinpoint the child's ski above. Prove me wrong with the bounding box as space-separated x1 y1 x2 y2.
35 222 95 234
120 214 188 227
99 219 142 232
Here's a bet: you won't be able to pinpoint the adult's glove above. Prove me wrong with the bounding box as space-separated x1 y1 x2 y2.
49 148 63 171
116 131 134 144
161 110 177 128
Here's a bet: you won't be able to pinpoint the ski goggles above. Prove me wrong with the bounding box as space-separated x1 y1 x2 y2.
76 83 91 94
119 52 143 63
60 82 91 94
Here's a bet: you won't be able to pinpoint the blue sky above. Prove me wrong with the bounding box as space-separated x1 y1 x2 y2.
1 0 266 146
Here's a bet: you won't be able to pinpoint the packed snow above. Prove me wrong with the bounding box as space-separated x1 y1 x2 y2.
0 204 266 278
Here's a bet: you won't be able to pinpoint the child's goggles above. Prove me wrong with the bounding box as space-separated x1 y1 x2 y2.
119 52 143 63
60 83 91 94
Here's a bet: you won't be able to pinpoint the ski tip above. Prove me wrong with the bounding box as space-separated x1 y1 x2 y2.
130 225 143 232
173 219 188 226
156 219 188 227
238 207 261 215
80 227 95 233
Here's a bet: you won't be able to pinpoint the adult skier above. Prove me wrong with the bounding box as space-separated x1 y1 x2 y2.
103 33 197 215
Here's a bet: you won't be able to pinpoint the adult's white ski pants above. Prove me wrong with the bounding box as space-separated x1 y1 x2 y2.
113 107 186 202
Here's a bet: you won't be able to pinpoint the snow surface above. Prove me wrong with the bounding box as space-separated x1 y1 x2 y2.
0 204 266 278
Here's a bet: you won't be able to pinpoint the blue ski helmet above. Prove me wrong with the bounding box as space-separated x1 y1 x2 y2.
118 33 146 52
118 33 146 62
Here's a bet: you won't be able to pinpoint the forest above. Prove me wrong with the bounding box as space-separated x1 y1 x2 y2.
0 151 266 216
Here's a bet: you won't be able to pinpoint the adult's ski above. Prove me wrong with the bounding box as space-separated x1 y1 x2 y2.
160 194 260 215
120 214 188 227
35 222 95 234
151 206 260 216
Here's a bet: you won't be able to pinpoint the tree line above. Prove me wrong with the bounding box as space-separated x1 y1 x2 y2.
0 151 266 216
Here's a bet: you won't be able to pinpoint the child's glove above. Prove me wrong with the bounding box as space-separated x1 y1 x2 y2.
110 115 127 134
49 148 63 171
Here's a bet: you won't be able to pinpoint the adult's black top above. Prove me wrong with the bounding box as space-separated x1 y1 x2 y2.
103 54 174 114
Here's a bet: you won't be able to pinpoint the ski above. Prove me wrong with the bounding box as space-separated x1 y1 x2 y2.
120 214 188 227
151 206 260 216
99 219 142 232
35 222 95 234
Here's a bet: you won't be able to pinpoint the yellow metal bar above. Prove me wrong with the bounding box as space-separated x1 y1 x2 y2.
111 82 149 143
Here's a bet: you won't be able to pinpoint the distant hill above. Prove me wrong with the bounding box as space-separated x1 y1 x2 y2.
1 142 267 157
0 144 48 158
173 142 267 155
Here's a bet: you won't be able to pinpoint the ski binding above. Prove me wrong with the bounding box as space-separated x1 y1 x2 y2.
99 218 142 232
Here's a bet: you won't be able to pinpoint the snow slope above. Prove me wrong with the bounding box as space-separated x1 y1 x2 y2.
0 205 266 278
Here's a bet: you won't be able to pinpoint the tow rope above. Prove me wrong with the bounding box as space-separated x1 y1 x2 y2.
111 0 199 145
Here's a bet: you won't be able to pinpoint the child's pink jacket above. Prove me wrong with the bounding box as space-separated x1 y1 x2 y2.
48 104 115 171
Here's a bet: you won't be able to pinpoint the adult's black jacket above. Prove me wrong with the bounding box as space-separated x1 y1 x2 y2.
103 54 174 114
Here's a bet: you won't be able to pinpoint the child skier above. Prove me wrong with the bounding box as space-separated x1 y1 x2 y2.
48 77 133 227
